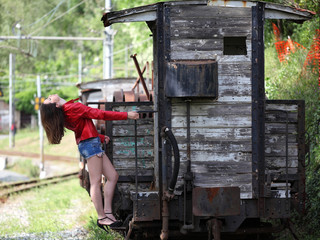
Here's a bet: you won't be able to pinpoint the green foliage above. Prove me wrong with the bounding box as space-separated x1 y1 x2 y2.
265 15 320 237
110 0 157 78
262 0 318 12
15 88 37 114
0 0 159 114
290 159 320 239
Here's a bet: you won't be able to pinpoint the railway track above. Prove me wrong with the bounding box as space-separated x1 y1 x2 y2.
0 171 78 201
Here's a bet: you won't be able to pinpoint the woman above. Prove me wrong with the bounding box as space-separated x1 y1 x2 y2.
40 94 139 232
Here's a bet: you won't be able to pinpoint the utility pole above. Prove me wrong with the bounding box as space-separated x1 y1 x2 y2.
103 0 114 79
37 75 45 178
78 53 82 83
8 53 15 148
125 45 128 78
78 53 82 96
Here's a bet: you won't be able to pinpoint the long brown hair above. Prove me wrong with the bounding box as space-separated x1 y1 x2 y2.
40 103 65 144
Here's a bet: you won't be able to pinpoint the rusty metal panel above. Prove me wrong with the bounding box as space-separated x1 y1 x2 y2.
192 187 240 216
165 61 218 98
133 192 160 221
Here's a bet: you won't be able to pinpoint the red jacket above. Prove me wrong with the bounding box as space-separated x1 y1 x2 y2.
62 99 128 144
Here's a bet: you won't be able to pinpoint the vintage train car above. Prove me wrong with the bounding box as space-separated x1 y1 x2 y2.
80 1 314 239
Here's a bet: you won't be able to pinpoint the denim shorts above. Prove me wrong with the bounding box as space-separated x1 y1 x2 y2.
78 137 104 159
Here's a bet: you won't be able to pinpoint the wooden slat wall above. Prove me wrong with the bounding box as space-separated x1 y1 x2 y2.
168 6 253 199
265 103 299 179
109 106 155 193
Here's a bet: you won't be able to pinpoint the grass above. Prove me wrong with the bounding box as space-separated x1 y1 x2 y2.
84 214 124 240
0 179 124 239
0 127 79 178
0 128 124 239
0 127 78 158
0 179 88 235
6 158 40 178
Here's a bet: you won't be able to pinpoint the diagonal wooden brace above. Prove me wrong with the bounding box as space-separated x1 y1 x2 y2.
130 54 150 100
132 63 147 92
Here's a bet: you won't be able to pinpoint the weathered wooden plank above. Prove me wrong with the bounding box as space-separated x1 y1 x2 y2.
171 98 217 105
170 51 252 62
171 50 222 60
179 150 252 162
218 96 251 102
271 183 292 188
175 172 252 187
177 140 252 152
118 183 152 194
265 112 298 123
193 173 253 198
171 103 251 116
265 134 297 144
113 147 154 158
218 54 252 63
219 62 252 74
173 127 252 141
219 76 251 86
112 105 154 113
170 17 252 29
170 28 251 40
112 125 154 136
265 123 297 134
171 39 223 51
219 85 251 97
266 157 298 168
170 5 252 19
113 136 154 147
193 172 253 182
175 177 252 199
113 159 154 169
267 168 298 175
170 52 252 65
188 161 252 174
111 118 153 126
265 104 298 111
116 166 153 174
172 115 252 128
265 143 298 157
170 98 251 105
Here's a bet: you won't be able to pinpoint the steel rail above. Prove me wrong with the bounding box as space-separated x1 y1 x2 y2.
0 171 78 200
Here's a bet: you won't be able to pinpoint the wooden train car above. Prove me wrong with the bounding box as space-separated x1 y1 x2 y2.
79 1 314 239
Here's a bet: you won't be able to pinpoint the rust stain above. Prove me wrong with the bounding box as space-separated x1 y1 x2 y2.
242 1 247 7
206 188 219 202
224 0 229 7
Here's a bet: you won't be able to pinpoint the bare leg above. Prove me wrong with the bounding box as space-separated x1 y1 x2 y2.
102 154 119 221
86 155 114 225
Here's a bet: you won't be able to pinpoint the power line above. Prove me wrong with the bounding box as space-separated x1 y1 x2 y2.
0 36 103 41
24 0 67 29
29 0 87 36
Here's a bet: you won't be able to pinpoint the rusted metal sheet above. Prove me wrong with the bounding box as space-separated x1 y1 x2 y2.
133 191 160 221
165 61 218 98
193 187 240 216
